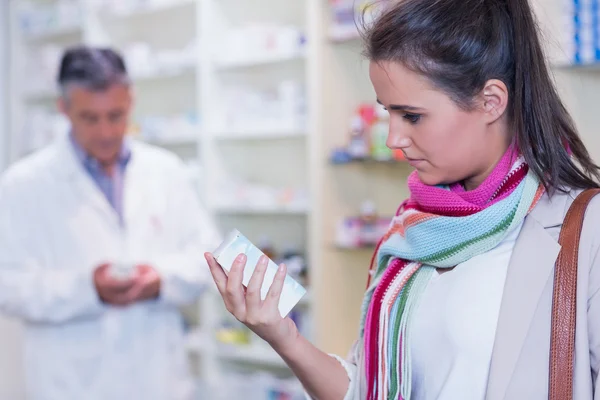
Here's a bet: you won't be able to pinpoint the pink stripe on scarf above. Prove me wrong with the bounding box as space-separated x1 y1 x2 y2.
408 146 519 212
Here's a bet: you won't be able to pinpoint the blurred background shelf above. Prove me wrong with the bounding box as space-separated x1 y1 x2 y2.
212 205 309 215
23 25 82 42
213 128 306 141
215 50 307 71
101 0 196 19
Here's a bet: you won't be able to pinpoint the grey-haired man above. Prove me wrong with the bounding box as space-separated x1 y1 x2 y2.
0 46 220 400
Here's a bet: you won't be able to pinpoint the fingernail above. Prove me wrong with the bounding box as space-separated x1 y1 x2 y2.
236 253 246 263
279 264 286 273
259 255 268 267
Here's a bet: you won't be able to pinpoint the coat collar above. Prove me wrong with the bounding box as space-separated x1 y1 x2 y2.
485 190 575 400
51 134 145 229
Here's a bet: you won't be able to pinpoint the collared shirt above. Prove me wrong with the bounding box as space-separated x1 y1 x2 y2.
69 133 132 223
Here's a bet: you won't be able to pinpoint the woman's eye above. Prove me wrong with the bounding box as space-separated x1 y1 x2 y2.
403 113 421 124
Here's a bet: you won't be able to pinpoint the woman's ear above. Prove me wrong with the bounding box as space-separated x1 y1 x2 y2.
481 79 509 124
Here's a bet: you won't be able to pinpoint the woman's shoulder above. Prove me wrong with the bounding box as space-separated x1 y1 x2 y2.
534 187 600 222
527 188 600 246
545 187 600 258
554 187 600 220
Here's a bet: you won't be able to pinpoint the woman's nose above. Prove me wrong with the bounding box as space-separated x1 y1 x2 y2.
386 135 412 150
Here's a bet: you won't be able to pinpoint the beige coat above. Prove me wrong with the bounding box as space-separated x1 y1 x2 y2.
334 190 600 399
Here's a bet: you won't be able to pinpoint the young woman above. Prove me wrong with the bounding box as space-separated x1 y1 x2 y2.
205 0 600 398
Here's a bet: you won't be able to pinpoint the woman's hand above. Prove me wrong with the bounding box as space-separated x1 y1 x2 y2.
204 252 299 351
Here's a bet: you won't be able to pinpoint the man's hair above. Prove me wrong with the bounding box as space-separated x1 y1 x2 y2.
57 45 130 97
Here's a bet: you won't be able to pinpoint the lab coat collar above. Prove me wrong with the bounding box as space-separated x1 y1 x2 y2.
68 132 132 174
53 134 121 228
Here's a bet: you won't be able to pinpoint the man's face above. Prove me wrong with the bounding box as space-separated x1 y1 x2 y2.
59 84 132 167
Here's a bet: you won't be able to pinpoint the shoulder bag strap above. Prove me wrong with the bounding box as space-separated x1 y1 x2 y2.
549 188 600 400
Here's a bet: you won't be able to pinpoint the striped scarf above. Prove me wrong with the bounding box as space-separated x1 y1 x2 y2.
360 148 545 400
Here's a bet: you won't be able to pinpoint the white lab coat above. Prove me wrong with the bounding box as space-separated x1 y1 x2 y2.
0 134 221 400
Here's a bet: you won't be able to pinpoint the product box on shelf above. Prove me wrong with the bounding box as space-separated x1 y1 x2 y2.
335 201 393 249
215 25 307 66
18 0 82 37
558 0 600 65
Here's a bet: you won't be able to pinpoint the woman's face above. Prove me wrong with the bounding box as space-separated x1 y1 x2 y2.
369 61 510 190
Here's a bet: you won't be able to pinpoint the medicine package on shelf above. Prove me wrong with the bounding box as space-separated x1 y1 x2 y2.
213 229 307 318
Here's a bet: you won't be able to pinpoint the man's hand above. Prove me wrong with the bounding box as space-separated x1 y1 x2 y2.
93 264 137 306
126 264 161 303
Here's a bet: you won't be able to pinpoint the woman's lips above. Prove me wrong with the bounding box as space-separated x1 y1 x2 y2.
405 157 424 167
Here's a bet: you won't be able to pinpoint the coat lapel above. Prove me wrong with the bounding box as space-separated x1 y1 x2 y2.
54 135 120 228
485 192 571 400
121 144 146 228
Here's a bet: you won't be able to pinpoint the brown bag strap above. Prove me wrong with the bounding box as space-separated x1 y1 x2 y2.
549 188 600 400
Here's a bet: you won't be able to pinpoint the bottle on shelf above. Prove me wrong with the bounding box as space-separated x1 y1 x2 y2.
358 200 381 246
279 244 308 286
346 115 369 159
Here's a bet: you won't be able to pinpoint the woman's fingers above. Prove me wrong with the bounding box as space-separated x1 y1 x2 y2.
204 253 227 294
225 253 247 318
246 255 269 308
263 263 287 315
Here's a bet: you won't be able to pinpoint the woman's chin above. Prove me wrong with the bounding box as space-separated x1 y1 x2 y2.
415 170 445 187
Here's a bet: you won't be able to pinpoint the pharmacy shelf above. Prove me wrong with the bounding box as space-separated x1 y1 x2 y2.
131 65 196 82
212 204 309 215
185 331 288 368
102 0 195 19
217 343 287 368
217 345 287 368
213 128 306 141
142 135 199 147
215 50 307 71
23 24 83 42
23 88 58 102
552 62 600 71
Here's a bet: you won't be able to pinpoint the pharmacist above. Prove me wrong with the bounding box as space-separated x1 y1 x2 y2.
0 46 220 400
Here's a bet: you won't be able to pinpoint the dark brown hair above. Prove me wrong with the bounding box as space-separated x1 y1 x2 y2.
362 0 600 192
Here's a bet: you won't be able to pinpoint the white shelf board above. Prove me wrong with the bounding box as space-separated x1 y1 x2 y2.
102 0 195 19
131 65 196 82
22 24 82 42
23 88 58 101
552 62 600 71
185 330 288 368
213 128 305 141
142 135 198 146
215 50 306 70
212 204 309 215
216 343 287 368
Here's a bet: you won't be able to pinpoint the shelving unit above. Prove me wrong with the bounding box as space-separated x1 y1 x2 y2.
197 2 317 394
8 0 317 397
